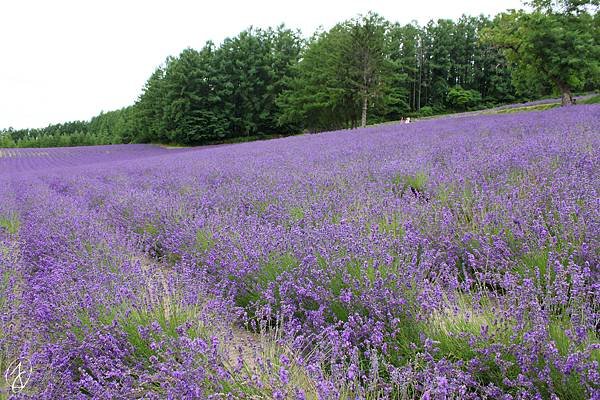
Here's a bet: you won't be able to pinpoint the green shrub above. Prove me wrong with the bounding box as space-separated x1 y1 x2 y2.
447 86 482 111
417 106 434 117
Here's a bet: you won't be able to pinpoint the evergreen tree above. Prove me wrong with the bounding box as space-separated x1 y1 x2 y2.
277 26 359 132
134 64 169 142
161 46 229 144
343 12 390 127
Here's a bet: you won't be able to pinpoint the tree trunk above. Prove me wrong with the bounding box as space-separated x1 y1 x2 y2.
556 79 574 106
412 74 416 111
361 95 368 128
417 53 422 111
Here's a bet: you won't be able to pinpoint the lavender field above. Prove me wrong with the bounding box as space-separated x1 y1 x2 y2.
1 106 599 399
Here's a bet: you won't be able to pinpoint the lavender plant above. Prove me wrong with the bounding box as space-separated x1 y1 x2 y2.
0 105 598 399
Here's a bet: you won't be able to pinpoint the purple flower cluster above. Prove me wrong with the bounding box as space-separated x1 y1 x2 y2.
1 105 598 399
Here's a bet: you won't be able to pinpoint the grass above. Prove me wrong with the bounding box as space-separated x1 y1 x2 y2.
163 228 215 266
289 206 305 223
0 214 20 235
514 248 562 299
392 172 428 198
453 184 477 228
549 318 599 360
493 103 560 114
234 252 299 311
223 320 319 399
253 199 271 216
375 213 406 239
195 228 214 253
135 221 160 236
433 181 485 233
580 94 600 104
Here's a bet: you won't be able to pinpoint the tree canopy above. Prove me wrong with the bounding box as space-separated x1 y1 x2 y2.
484 1 599 105
2 6 598 147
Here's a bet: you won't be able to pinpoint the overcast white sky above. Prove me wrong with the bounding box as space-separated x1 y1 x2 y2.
0 0 523 129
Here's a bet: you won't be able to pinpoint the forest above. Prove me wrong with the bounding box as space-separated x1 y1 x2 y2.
1 0 598 147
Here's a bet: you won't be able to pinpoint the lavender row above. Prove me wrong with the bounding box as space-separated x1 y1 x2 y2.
1 105 599 398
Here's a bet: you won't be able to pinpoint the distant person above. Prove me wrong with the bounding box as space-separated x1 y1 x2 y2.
405 117 411 124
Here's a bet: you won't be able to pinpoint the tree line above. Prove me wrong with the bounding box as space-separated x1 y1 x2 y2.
1 1 598 147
